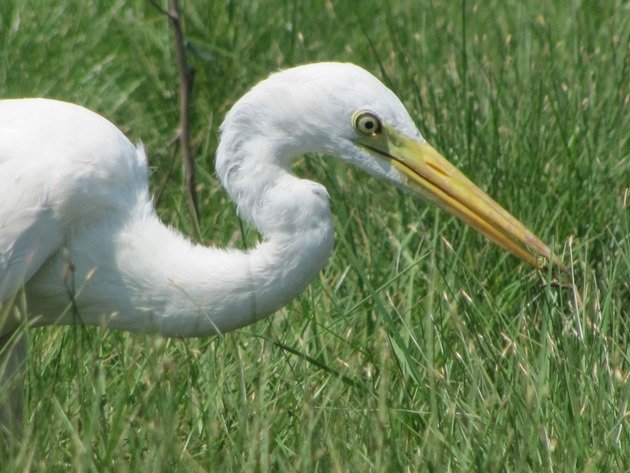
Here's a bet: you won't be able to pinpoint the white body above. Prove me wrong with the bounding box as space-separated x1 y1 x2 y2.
0 63 422 338
0 99 334 337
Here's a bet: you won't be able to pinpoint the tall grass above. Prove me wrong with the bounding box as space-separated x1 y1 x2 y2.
1 0 628 470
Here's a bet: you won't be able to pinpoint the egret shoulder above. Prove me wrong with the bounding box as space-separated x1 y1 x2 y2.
0 98 148 220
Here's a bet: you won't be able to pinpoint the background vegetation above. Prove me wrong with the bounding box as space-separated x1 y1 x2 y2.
1 0 628 470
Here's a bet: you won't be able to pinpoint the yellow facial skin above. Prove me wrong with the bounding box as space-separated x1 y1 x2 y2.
353 113 567 273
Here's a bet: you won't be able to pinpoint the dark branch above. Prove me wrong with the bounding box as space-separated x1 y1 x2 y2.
151 0 200 237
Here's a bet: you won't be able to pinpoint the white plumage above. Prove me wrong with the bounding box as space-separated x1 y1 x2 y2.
1 62 563 436
0 63 425 338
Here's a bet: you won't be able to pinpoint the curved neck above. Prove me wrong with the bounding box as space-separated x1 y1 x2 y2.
172 130 336 334
59 137 335 337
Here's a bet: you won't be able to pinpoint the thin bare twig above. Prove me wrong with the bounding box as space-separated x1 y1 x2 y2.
151 0 200 237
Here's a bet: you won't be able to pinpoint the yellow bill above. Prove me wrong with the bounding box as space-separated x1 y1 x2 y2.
357 123 567 273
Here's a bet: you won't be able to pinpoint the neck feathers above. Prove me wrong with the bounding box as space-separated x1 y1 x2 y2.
114 186 333 336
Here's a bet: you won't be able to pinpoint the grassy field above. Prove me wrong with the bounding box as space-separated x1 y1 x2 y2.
1 0 628 470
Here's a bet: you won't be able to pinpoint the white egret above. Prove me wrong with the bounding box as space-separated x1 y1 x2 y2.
0 62 564 437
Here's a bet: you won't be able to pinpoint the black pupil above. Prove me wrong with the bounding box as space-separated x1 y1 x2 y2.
364 120 374 129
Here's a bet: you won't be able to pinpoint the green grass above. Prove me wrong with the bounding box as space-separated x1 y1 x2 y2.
1 0 629 470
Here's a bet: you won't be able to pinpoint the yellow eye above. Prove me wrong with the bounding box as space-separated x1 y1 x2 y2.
353 111 382 135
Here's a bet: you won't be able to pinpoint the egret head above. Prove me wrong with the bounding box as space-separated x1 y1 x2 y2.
219 62 565 272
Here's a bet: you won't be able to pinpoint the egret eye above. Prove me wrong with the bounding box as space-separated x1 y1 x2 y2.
353 111 382 135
